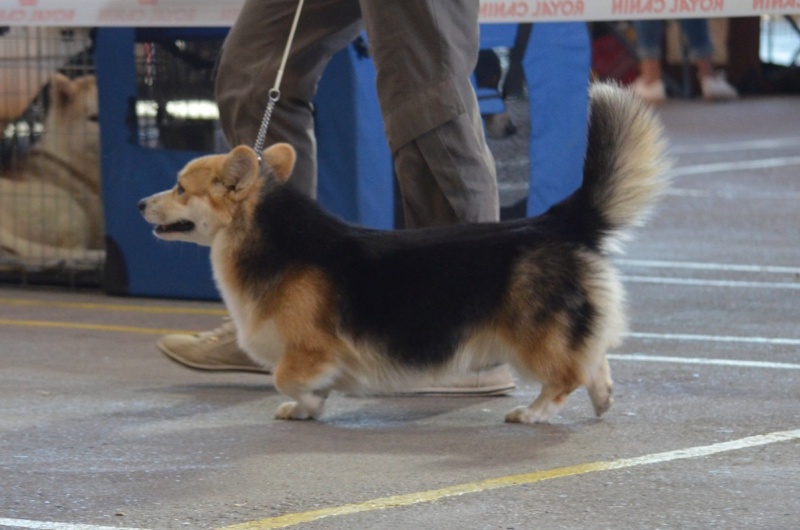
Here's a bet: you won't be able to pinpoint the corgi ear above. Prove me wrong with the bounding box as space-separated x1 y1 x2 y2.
261 143 296 183
222 145 259 191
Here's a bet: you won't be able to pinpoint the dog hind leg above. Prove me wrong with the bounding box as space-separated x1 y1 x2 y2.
586 354 613 417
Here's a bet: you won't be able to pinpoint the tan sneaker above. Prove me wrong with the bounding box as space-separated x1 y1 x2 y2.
157 318 272 374
399 364 515 397
158 319 515 396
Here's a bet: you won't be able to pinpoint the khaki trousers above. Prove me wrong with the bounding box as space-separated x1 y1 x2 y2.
215 0 499 227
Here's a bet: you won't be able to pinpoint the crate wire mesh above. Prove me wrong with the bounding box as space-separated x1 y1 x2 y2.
133 33 226 154
0 27 100 286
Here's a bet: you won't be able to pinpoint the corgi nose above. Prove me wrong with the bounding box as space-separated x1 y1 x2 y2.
137 199 147 212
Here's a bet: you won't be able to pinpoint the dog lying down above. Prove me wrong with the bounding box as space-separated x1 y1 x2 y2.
139 83 669 424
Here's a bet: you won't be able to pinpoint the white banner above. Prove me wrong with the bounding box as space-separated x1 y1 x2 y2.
0 0 797 27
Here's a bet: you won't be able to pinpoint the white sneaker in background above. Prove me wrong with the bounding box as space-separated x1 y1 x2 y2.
700 72 739 101
630 76 666 105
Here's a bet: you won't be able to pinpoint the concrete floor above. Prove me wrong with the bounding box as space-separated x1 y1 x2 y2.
1 95 799 530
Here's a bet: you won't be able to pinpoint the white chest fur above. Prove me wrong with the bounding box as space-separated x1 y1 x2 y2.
210 235 287 366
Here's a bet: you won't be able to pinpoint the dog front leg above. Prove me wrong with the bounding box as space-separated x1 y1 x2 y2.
272 347 337 420
505 383 576 424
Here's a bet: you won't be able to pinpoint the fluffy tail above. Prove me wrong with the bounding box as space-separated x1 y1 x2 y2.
542 83 670 253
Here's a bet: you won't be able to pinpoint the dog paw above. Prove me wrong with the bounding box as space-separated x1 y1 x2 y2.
593 395 613 417
504 406 549 424
274 401 315 420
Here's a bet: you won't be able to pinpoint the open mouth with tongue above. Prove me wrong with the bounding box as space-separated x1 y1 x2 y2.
155 220 195 234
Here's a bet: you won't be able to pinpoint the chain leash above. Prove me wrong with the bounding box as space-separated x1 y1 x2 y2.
253 0 305 162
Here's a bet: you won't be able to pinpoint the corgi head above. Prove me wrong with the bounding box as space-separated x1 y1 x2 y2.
138 143 297 246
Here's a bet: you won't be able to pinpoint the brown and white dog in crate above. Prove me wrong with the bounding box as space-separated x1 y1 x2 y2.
0 73 103 262
140 83 669 424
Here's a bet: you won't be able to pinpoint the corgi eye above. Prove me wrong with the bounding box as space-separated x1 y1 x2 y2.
176 184 185 195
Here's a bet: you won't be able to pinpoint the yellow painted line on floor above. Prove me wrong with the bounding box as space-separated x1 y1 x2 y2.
0 318 190 336
0 297 226 316
217 428 800 530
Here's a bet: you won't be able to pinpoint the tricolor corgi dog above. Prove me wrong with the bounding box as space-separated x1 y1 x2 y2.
139 83 669 424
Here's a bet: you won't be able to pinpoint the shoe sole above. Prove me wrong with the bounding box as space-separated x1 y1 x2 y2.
391 383 516 397
157 342 513 395
157 343 273 375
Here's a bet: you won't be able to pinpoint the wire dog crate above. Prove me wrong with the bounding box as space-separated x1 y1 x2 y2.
0 26 100 286
0 27 226 290
132 30 226 154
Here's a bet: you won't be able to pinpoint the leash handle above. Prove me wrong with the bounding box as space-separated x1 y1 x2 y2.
254 0 305 161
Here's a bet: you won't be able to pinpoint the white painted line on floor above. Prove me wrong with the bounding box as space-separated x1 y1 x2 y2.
628 332 800 346
218 429 800 530
608 353 800 370
668 155 800 178
0 519 148 530
664 187 800 200
622 275 800 290
617 259 800 275
670 137 800 154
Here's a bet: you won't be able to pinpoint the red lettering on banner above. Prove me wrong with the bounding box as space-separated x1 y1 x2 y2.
97 7 197 24
612 0 667 15
481 0 587 19
668 0 724 13
1 7 75 22
0 9 26 22
30 9 75 22
18 0 36 6
613 0 724 17
753 0 800 8
531 1 585 16
480 1 528 19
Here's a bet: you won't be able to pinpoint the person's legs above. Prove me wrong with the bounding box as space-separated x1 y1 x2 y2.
633 20 664 58
359 0 499 227
215 0 362 196
679 18 713 66
633 19 664 80
631 20 667 104
678 18 738 100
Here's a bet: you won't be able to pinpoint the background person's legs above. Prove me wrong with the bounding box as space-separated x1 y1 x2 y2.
631 19 736 103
